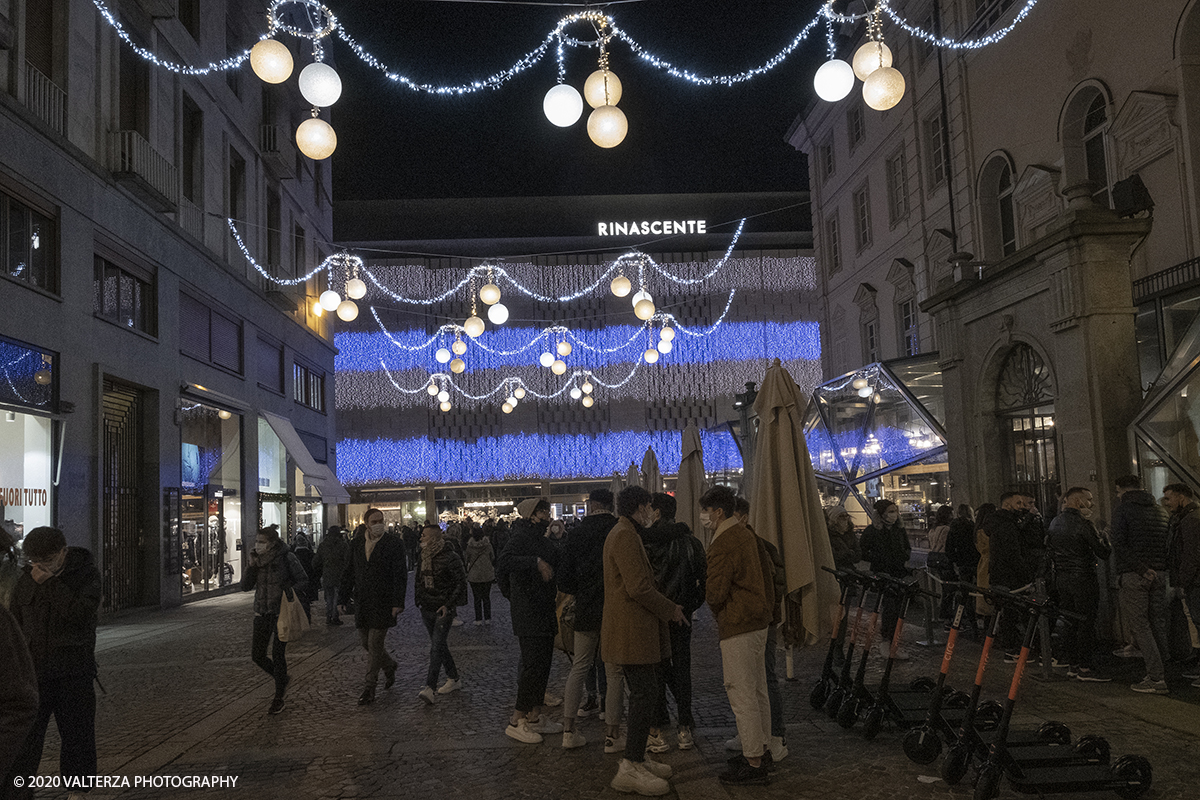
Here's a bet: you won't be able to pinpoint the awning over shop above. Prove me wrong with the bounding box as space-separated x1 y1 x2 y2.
260 412 349 503
304 462 351 504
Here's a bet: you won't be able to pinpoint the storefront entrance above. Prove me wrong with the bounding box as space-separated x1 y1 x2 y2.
179 401 243 597
101 380 148 611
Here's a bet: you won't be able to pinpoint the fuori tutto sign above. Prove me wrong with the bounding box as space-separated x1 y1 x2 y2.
597 220 707 236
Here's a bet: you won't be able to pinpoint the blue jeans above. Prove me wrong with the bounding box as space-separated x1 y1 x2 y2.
323 581 339 621
421 608 459 689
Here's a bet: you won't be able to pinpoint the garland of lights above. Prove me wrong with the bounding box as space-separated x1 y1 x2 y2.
93 0 1043 154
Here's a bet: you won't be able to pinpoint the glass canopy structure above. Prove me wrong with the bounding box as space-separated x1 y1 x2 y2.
1131 312 1200 495
804 355 949 539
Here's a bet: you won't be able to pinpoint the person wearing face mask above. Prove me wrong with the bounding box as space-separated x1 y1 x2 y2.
496 498 563 743
859 499 912 660
1048 487 1112 682
9 527 102 795
415 522 467 704
340 508 408 706
985 492 1033 655
241 525 308 715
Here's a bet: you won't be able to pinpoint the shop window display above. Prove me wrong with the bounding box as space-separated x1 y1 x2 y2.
1131 311 1200 490
179 402 242 595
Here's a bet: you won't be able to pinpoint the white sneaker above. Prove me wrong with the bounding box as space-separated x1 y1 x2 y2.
562 730 587 749
640 756 673 779
769 736 788 761
473 620 483 627
437 677 462 695
891 647 911 661
418 686 435 705
544 693 563 707
725 733 742 751
610 758 669 796
605 733 627 753
677 726 694 750
646 732 670 753
506 719 543 744
1130 677 1169 695
451 617 464 627
531 718 564 734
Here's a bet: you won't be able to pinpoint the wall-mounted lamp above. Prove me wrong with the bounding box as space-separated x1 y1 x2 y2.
5 411 15 423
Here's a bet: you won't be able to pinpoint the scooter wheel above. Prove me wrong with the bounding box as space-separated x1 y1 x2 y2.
836 696 860 729
862 705 884 740
1111 755 1152 799
975 700 1003 731
973 763 1002 800
903 727 942 765
944 690 971 709
1074 734 1110 763
810 680 829 710
942 743 971 785
1037 721 1071 745
909 676 937 693
825 687 845 719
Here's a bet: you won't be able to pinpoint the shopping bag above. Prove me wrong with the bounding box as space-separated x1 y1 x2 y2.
554 591 576 655
277 586 311 642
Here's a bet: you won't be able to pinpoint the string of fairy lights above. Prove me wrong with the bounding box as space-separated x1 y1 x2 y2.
92 0 1043 153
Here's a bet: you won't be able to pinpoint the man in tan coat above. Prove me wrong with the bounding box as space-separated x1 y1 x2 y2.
701 485 774 786
601 486 685 796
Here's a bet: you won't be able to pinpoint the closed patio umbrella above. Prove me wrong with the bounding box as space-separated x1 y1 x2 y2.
625 462 641 491
675 423 707 545
749 358 839 647
641 446 663 495
610 471 625 498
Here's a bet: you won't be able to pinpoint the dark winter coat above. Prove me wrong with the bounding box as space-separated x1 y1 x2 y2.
1048 508 1111 575
1168 502 1200 589
0 603 37 780
641 519 707 616
556 512 615 632
496 518 560 637
464 536 496 583
828 524 861 571
1111 490 1171 575
11 547 102 677
415 543 467 613
314 533 350 587
241 541 308 617
860 520 911 578
984 508 1030 589
945 517 979 577
340 533 408 630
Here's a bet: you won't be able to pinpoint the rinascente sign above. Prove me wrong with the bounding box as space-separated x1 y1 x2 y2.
598 220 707 236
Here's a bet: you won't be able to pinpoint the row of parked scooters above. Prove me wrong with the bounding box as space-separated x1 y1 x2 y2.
810 567 1154 799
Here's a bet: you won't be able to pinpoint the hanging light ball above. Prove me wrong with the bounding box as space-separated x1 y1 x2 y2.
298 61 343 107
449 358 466 374
660 326 676 342
463 316 485 338
644 347 660 364
319 289 341 311
479 283 502 305
437 390 450 403
584 69 623 108
634 298 656 320
852 377 869 390
551 359 567 375
250 39 294 84
611 275 632 297
439 401 452 412
502 402 514 414
217 409 233 420
873 392 883 404
296 117 337 160
657 340 673 354
852 41 893 81
813 58 856 102
514 386 526 400
506 395 518 408
581 381 593 395
557 341 573 357
487 302 509 325
451 339 468 356
539 352 555 368
570 387 583 400
34 369 52 386
582 395 595 408
543 83 584 127
427 383 439 396
857 386 873 398
631 289 653 306
435 348 452 364
587 105 628 149
863 66 906 111
336 299 359 321
345 277 367 299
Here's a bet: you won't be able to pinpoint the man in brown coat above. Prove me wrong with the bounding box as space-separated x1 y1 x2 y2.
601 486 685 796
701 485 774 786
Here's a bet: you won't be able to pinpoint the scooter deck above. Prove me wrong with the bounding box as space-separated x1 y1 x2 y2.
1004 763 1119 793
1003 744 1106 767
982 729 1067 747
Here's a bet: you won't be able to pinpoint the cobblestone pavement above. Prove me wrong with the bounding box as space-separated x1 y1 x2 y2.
24 586 1200 800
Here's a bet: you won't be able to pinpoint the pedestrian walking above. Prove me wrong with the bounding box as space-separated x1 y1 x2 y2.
314 525 349 625
415 522 467 704
1 596 39 800
241 525 308 714
1048 487 1112 681
464 526 496 625
340 507 408 706
9 526 102 793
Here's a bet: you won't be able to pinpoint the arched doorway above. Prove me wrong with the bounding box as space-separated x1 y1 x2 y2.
995 343 1060 513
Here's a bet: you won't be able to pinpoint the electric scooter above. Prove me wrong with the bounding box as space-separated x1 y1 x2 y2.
824 570 878 718
810 566 856 711
835 574 889 728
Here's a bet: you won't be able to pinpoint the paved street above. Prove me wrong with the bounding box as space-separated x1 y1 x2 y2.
26 585 1200 800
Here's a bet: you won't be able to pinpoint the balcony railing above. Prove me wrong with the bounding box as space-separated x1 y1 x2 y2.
260 124 297 179
25 62 66 135
1132 256 1200 304
178 196 204 241
109 130 179 212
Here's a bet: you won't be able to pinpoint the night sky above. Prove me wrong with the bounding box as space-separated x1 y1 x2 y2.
329 0 827 201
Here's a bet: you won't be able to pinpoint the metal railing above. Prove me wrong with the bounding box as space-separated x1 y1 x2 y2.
1132 256 1200 304
260 124 296 177
178 196 204 241
109 130 179 206
25 62 66 135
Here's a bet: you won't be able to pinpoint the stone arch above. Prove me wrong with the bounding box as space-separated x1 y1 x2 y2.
976 150 1018 261
1058 79 1114 205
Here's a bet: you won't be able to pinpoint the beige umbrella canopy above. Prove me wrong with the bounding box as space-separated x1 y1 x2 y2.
610 471 626 498
675 423 707 545
641 446 663 495
749 358 839 647
625 462 641 491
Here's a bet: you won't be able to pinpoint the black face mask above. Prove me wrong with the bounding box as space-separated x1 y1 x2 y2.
531 518 549 532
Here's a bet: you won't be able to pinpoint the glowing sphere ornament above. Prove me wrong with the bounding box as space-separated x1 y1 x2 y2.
657 340 673 354
463 316 485 338
557 341 573 357
853 41 893 81
539 352 555 368
250 39 293 84
439 401 452 412
451 339 468 356
437 390 450 403
435 348 452 364
611 275 632 297
814 58 855 102
660 326 676 342
336 299 359 321
506 395 518 408
299 62 343 107
319 290 341 311
479 283 501 305
345 278 367 299
570 387 583 400
513 387 526 400
863 66 906 111
218 409 233 420
34 369 52 386
634 298 656 320
427 383 439 396
644 347 660 364
543 83 584 127
631 289 653 306
581 381 593 394
502 402 513 414
857 386 874 398
584 69 623 108
852 377 869 390
450 358 466 374
582 395 595 408
487 303 509 325
296 117 337 160
551 359 567 375
587 105 628 148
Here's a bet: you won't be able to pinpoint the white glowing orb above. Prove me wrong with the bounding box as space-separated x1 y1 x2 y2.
539 352 555 368
543 83 584 127
319 289 341 311
487 303 509 325
657 340 673 354
814 58 855 102
299 61 343 107
435 348 452 364
437 390 450 403
632 290 653 306
570 387 583 400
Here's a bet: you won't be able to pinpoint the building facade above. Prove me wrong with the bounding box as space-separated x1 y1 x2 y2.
789 0 1200 517
0 0 342 610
